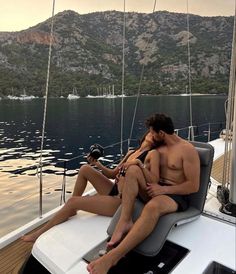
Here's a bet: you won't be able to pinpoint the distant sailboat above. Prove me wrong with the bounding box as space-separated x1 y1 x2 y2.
87 86 107 98
7 87 19 100
105 84 116 98
19 88 36 100
67 87 80 99
60 88 64 98
179 85 190 96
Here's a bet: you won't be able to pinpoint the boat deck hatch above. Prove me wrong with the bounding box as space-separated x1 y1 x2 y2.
83 239 189 274
203 261 236 274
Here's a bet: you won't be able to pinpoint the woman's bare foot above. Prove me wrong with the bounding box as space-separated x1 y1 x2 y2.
87 252 117 274
21 231 41 242
107 220 133 247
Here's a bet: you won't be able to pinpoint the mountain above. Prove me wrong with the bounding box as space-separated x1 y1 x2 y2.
0 10 233 97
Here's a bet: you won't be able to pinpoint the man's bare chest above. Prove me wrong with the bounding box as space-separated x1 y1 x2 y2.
159 148 183 170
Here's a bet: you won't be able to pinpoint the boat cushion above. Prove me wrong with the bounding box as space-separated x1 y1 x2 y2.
107 200 200 256
197 147 212 166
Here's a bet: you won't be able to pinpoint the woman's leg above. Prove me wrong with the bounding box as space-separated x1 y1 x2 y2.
108 165 148 247
22 195 121 242
72 164 114 196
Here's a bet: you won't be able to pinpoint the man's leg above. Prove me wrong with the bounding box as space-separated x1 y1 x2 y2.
88 195 178 274
72 164 114 196
22 195 121 242
108 165 149 247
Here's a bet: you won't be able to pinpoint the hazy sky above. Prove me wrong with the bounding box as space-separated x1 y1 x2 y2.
0 0 235 31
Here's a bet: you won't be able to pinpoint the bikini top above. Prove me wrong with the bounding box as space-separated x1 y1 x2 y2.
126 149 150 164
136 150 149 163
116 149 151 180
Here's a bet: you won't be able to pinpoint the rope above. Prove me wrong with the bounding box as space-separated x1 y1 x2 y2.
120 0 126 159
38 0 56 217
129 0 157 141
186 0 194 140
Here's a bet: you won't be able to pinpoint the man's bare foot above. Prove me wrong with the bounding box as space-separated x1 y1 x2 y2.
21 231 41 242
87 252 117 274
107 220 133 247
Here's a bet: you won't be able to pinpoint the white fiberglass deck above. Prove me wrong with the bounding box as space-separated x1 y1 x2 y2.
32 138 236 273
32 212 111 274
32 212 236 274
209 138 226 160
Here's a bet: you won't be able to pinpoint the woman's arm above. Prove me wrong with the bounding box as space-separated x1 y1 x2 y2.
137 150 160 184
89 150 135 179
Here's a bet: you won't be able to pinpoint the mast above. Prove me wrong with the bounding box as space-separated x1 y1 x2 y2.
230 94 236 201
224 87 236 216
221 0 236 216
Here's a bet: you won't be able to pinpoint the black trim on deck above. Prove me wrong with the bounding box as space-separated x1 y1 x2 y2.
203 261 236 274
19 254 50 274
83 239 189 274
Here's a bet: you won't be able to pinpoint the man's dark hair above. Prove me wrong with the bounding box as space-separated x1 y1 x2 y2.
145 113 174 134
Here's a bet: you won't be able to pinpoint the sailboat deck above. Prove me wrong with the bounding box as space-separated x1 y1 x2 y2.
0 238 33 274
0 143 232 274
211 152 231 184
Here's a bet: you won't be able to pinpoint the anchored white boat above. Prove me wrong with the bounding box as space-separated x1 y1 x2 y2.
67 88 80 99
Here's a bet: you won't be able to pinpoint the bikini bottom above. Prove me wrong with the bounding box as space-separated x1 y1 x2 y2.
108 183 120 197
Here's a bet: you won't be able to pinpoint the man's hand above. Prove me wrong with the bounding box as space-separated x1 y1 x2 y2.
146 183 166 197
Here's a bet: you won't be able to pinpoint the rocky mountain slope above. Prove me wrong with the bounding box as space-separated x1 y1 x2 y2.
0 10 233 97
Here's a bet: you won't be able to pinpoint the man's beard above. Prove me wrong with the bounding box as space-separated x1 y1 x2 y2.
154 139 165 147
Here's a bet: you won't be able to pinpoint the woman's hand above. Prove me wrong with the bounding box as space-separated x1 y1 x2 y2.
146 183 166 198
121 159 143 169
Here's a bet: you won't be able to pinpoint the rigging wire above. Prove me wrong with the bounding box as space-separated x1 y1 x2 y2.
120 0 126 158
186 0 194 140
129 0 157 143
38 0 56 217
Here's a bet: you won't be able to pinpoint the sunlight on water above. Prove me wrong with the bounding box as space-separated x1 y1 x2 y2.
0 170 78 237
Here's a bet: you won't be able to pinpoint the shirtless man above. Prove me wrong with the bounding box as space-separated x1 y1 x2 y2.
87 113 200 274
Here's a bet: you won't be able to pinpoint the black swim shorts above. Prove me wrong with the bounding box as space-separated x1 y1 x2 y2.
165 194 189 211
158 181 189 211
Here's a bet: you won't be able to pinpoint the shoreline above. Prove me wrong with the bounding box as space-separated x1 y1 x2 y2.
0 94 227 100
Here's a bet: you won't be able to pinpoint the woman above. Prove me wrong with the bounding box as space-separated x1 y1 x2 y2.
22 131 159 242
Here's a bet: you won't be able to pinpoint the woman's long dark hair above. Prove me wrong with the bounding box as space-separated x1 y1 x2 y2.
138 130 161 149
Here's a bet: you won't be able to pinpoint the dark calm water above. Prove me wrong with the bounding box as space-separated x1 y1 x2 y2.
0 95 226 172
